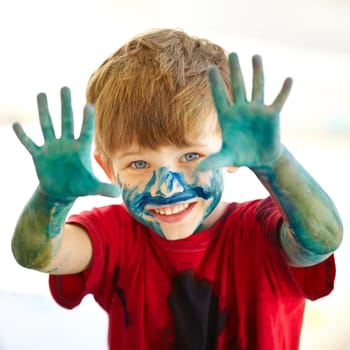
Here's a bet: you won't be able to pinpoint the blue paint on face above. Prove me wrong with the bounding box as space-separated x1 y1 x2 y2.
195 168 223 232
121 167 224 238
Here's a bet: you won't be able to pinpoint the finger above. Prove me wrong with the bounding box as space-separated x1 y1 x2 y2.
78 104 95 145
271 77 293 111
208 66 230 116
61 87 74 138
251 55 264 103
12 122 39 154
196 152 232 172
37 92 56 141
228 53 247 103
96 182 121 198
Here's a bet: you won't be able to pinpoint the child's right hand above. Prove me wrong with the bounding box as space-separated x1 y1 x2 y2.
13 87 120 201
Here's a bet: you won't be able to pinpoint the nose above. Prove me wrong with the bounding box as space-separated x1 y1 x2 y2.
149 167 185 197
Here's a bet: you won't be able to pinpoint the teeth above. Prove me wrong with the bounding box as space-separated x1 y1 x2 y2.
154 203 190 215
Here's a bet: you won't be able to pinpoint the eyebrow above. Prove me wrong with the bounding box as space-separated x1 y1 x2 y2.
117 151 146 161
117 142 212 160
186 141 209 147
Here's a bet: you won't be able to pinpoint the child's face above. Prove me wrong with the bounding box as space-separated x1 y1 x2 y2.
111 132 225 240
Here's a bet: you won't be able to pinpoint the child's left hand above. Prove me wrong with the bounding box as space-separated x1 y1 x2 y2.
197 53 292 171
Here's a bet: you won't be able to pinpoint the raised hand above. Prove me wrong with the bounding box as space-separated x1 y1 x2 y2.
13 87 120 201
197 53 292 171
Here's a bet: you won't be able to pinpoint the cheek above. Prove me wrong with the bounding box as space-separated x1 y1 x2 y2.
195 171 212 186
118 172 155 208
189 169 221 189
120 182 143 203
117 176 140 205
117 172 148 191
203 169 225 200
212 169 225 190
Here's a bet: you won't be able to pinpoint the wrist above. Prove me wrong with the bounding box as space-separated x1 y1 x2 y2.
35 187 75 239
250 144 286 175
37 185 77 205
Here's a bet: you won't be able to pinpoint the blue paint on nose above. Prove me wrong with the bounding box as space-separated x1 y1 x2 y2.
155 167 187 195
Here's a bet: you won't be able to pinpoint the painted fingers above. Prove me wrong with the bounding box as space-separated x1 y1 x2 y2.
209 53 291 109
198 53 292 172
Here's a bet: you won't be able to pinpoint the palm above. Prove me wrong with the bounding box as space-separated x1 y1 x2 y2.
198 53 292 171
13 87 120 200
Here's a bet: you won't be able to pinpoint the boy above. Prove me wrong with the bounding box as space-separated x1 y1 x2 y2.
12 29 343 349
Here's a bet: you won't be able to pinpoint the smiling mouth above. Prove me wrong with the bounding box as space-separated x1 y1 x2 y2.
153 203 190 215
147 202 196 222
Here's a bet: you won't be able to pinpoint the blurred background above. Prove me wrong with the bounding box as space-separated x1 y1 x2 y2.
0 0 349 349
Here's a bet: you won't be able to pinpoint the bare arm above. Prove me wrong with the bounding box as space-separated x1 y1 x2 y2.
12 87 119 274
12 187 93 274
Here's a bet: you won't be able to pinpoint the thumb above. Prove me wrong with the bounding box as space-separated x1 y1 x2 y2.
96 182 121 198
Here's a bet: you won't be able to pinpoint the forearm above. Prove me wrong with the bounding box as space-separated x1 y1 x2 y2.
253 145 343 259
12 186 74 270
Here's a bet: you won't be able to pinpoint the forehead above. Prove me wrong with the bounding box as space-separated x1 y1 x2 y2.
115 130 222 158
134 112 220 148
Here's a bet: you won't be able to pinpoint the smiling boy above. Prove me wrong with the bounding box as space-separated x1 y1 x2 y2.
12 29 343 349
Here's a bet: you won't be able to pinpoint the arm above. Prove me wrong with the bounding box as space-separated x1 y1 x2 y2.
254 147 343 266
198 53 343 267
12 87 119 274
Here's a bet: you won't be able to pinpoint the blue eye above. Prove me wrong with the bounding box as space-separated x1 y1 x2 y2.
183 153 199 162
131 160 148 169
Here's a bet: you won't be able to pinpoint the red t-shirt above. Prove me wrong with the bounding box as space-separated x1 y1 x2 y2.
49 197 335 350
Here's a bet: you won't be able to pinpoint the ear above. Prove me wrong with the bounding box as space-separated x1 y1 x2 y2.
94 153 116 183
227 166 239 174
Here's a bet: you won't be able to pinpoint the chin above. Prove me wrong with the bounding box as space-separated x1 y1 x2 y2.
163 230 195 240
159 221 200 240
